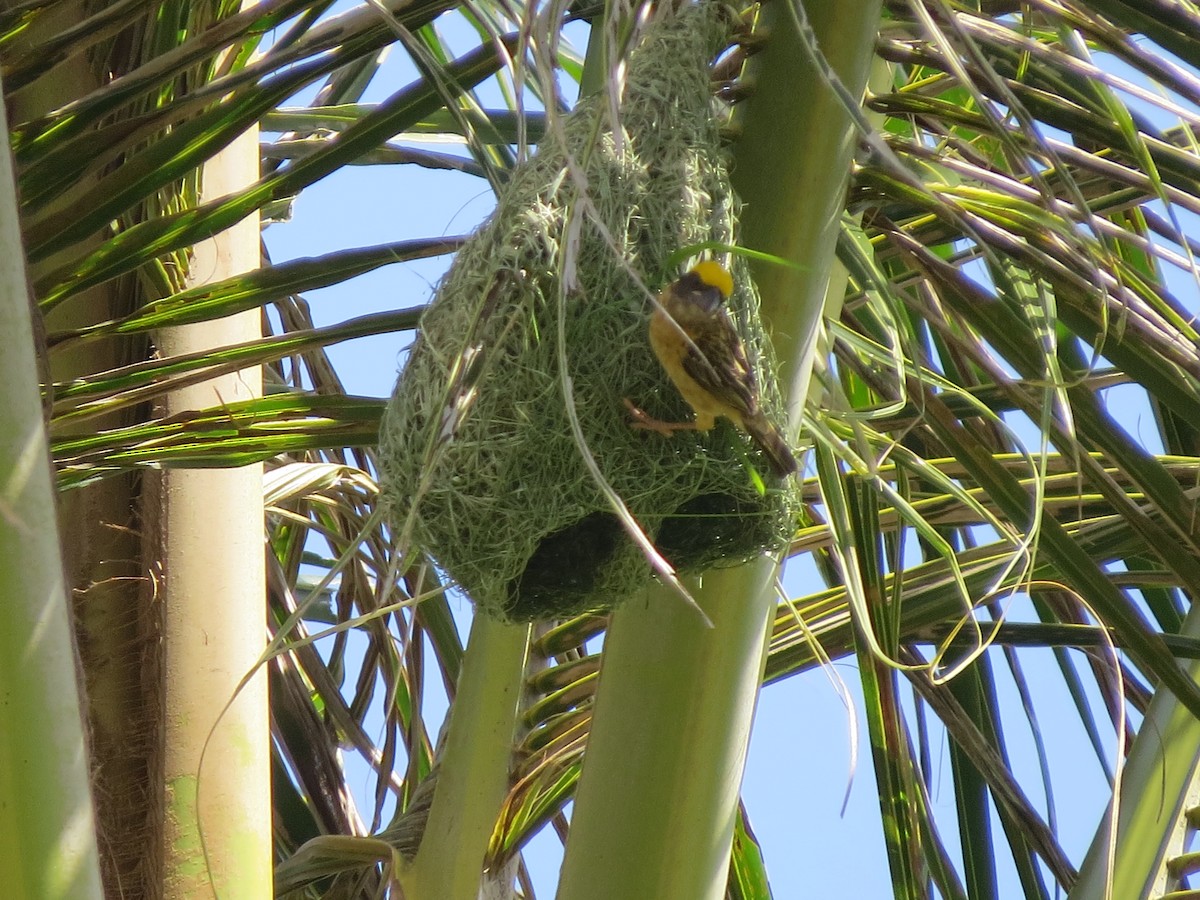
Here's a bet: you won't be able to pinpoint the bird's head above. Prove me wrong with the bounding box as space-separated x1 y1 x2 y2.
672 261 733 315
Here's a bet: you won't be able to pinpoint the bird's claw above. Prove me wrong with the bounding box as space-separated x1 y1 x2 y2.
623 398 691 437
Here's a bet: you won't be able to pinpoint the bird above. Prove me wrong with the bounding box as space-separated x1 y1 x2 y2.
627 261 798 477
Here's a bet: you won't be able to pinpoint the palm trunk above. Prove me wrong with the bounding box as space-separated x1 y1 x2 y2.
150 121 272 897
0 86 104 899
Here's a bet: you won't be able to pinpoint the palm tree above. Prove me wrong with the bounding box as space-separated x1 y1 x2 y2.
5 0 1200 897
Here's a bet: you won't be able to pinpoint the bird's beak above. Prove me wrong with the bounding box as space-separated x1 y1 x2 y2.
691 285 727 314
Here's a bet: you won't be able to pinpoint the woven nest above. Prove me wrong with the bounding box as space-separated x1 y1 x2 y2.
380 3 798 621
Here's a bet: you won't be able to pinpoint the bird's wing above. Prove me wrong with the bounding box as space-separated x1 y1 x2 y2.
680 310 760 417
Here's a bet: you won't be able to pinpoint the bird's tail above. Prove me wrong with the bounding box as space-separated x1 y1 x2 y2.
745 415 798 477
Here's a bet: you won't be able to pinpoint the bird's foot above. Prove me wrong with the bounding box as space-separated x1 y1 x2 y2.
623 398 697 437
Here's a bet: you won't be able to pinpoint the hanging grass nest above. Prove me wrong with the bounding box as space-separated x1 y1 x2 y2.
380 3 799 621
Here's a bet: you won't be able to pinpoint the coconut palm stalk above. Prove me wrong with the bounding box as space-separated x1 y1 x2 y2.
0 89 103 900
150 120 272 894
558 2 884 896
400 615 530 898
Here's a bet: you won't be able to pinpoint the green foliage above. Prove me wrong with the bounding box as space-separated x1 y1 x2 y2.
12 0 1200 895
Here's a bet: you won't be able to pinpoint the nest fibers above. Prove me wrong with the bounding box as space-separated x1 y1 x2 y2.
380 3 798 621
